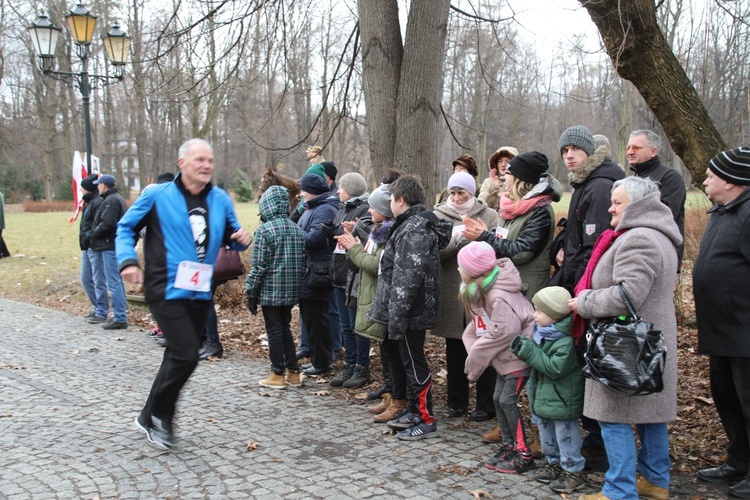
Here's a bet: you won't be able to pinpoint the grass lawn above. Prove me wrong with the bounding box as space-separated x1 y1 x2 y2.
0 202 261 311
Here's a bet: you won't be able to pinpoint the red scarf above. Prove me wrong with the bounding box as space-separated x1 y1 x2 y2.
571 228 628 342
499 194 552 220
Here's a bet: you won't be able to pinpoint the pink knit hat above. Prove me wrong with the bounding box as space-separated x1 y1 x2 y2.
457 241 497 278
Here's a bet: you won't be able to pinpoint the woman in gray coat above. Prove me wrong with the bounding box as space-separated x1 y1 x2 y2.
433 172 498 420
571 176 681 500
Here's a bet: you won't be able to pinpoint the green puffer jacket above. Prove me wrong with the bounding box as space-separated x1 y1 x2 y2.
347 221 393 342
510 316 584 421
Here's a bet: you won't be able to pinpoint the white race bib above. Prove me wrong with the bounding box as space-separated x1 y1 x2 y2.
174 260 213 292
333 241 347 255
473 308 491 337
495 226 510 240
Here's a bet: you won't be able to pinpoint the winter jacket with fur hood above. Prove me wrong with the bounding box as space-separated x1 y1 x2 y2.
575 192 681 424
560 146 625 292
462 258 535 381
367 204 452 340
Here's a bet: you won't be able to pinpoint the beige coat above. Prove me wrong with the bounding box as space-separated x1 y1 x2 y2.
432 199 499 339
576 192 682 424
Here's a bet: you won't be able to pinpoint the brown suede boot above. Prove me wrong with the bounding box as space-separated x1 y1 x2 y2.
636 472 669 500
367 393 392 414
373 399 407 423
285 369 302 388
482 425 503 443
529 424 543 458
259 372 286 389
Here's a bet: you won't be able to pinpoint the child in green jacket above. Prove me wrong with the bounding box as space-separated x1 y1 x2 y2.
510 286 586 495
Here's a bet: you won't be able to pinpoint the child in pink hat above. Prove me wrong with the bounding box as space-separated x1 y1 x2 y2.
457 241 537 474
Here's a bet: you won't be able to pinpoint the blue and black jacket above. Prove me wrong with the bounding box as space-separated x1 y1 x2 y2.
116 173 248 302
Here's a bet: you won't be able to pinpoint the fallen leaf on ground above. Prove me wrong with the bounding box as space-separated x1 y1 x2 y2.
70 350 79 355
695 396 713 405
468 490 493 499
115 337 125 341
246 441 259 451
312 390 330 396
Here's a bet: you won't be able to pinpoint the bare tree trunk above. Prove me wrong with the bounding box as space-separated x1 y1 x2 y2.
394 0 451 199
581 0 726 182
357 0 403 179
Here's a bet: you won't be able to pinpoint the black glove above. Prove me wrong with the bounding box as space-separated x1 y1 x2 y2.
246 295 259 315
510 335 523 354
319 221 337 238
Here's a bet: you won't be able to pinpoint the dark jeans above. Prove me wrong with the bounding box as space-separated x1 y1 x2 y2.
0 230 9 257
382 337 407 400
398 330 434 424
334 288 370 366
141 300 212 426
299 299 331 369
445 337 496 413
262 305 297 374
203 303 219 343
710 355 750 470
298 300 340 353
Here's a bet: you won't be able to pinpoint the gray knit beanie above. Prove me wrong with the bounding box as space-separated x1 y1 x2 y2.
558 125 596 156
338 172 368 198
368 185 394 218
532 286 573 322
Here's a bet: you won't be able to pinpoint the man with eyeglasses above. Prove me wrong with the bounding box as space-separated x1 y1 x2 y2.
626 130 686 266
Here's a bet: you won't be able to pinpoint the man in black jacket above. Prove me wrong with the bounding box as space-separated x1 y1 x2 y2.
694 148 750 496
79 174 107 320
626 130 686 266
555 125 625 294
89 174 129 329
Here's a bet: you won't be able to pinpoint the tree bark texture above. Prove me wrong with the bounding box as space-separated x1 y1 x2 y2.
581 0 726 183
357 0 403 181
394 0 451 199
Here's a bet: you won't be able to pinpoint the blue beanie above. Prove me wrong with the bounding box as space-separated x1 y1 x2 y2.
300 173 330 195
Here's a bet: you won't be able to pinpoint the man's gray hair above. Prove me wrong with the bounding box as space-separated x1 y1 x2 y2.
178 138 212 160
612 175 660 202
629 130 661 151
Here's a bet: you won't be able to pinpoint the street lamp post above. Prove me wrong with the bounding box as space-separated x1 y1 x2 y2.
28 5 132 176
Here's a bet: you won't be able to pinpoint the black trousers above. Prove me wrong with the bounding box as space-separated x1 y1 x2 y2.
445 337 496 413
710 355 750 469
0 230 9 257
262 305 297 374
141 300 211 426
299 299 331 369
382 337 407 400
398 330 434 424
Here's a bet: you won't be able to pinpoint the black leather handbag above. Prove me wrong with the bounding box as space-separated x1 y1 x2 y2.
582 284 667 397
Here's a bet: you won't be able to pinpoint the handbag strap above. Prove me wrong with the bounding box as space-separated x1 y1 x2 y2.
617 283 640 320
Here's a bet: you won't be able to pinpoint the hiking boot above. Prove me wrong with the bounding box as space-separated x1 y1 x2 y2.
367 393 393 414
529 424 543 458
482 425 503 444
285 369 302 388
84 312 96 319
373 399 407 423
532 462 563 484
199 341 223 360
484 445 515 470
397 420 439 441
102 321 128 330
550 469 586 493
156 337 168 347
330 363 355 387
386 411 419 431
343 365 370 388
636 472 669 500
491 450 535 474
367 383 391 400
259 372 287 390
87 315 108 324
